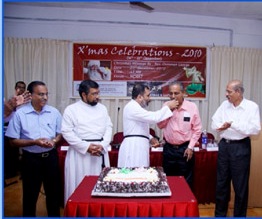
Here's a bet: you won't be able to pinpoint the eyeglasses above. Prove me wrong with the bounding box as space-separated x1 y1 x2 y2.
89 92 100 96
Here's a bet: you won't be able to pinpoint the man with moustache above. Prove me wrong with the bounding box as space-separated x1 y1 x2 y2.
5 81 62 217
157 81 202 188
61 79 113 204
212 79 261 217
117 83 179 168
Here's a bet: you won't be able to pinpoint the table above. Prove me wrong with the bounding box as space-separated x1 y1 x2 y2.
57 144 217 205
192 150 218 204
64 176 199 217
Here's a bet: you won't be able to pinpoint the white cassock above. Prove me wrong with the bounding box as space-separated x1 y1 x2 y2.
61 100 112 204
117 99 173 168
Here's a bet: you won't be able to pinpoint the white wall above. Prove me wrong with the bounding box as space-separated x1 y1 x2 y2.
4 4 262 49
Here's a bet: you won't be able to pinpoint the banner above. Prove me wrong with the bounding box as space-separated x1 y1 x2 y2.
73 43 207 98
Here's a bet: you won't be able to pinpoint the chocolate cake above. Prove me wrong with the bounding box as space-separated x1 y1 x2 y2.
92 167 171 197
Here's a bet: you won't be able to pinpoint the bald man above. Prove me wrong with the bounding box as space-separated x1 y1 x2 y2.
211 79 261 217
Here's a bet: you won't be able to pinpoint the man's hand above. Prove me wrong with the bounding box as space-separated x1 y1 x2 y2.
36 138 55 148
15 91 31 107
184 148 194 161
150 137 160 148
216 121 232 132
87 143 103 156
166 99 179 111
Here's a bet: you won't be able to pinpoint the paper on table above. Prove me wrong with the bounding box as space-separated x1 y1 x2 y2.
193 147 200 152
151 147 163 152
61 146 69 151
206 147 219 151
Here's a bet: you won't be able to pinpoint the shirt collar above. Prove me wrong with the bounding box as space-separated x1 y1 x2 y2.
177 99 187 111
24 102 51 114
229 98 246 109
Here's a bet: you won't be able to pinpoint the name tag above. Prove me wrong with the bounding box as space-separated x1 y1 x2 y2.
184 117 190 122
183 112 190 122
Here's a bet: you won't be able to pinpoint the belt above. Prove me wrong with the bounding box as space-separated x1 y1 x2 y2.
22 148 55 158
221 137 249 144
83 138 105 169
124 135 149 140
166 141 189 149
82 138 103 142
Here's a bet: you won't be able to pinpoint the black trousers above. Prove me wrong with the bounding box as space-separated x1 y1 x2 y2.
4 135 20 179
21 148 60 217
162 141 194 189
215 137 251 217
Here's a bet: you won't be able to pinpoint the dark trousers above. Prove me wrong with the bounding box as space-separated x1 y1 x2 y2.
163 141 194 189
21 148 60 217
215 138 251 217
4 135 20 179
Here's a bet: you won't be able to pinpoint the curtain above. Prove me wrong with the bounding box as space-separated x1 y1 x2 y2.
4 37 71 113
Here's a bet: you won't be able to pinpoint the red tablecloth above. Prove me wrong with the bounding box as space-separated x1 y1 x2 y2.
192 150 218 204
64 176 199 217
57 145 217 205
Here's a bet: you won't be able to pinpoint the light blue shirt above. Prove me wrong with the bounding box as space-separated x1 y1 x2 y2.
5 102 62 153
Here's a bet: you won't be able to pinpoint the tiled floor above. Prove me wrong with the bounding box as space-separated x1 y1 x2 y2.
4 176 262 217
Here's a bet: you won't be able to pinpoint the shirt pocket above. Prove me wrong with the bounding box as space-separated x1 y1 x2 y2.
43 119 57 137
178 120 192 135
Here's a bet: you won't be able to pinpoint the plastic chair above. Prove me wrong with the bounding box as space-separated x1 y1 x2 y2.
110 132 124 149
150 128 159 140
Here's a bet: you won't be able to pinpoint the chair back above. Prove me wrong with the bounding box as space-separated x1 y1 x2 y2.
150 128 159 140
111 132 124 146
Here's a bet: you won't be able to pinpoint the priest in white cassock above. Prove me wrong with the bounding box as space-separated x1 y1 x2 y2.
117 83 179 168
61 80 113 204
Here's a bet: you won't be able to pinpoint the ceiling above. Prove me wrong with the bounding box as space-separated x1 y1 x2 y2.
5 2 262 21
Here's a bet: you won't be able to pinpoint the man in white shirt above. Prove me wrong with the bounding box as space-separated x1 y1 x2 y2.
117 83 179 168
211 79 261 217
61 80 113 204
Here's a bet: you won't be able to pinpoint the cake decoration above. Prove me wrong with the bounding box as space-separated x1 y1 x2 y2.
92 167 171 197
